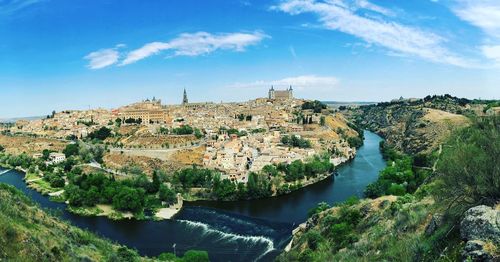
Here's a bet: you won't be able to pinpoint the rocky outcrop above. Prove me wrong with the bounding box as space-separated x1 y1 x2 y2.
462 240 495 262
461 205 500 244
345 96 470 154
460 205 500 261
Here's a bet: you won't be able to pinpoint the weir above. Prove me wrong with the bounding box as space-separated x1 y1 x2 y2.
0 169 12 176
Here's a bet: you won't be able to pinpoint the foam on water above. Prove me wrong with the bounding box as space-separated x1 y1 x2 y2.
178 219 275 261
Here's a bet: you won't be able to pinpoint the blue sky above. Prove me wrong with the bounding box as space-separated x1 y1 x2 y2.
1 0 500 118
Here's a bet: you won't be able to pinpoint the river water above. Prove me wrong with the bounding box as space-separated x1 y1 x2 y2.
0 131 384 262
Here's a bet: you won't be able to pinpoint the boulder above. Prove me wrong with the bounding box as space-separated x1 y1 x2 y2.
460 205 500 244
462 240 494 262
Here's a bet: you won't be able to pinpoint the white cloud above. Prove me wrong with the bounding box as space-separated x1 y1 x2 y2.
355 0 393 16
121 31 268 65
481 45 500 64
273 0 471 67
229 75 339 90
449 1 500 65
84 48 120 70
452 0 500 39
121 42 170 66
0 0 40 15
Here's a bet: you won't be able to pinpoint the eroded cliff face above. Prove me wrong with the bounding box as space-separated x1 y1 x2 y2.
346 96 470 154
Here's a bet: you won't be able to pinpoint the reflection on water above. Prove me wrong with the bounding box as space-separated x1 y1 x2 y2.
0 131 385 262
187 131 386 224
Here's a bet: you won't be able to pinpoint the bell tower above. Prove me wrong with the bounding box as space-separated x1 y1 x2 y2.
268 85 275 100
182 88 189 105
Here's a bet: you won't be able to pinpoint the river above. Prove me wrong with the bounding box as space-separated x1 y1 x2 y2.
0 131 385 262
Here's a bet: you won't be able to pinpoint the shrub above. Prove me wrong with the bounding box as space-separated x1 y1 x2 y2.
436 116 500 217
308 202 330 218
387 184 406 196
304 230 323 251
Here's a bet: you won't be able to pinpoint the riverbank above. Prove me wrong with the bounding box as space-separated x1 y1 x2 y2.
0 167 183 221
0 130 385 261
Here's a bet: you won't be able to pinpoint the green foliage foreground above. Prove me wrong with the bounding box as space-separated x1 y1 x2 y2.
278 115 500 262
0 183 210 261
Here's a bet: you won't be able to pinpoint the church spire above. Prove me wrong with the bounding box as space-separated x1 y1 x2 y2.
182 88 189 105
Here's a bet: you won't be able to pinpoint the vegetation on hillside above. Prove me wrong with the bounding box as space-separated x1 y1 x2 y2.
349 94 472 154
0 183 145 261
278 115 500 261
281 134 312 148
301 100 328 113
0 183 212 261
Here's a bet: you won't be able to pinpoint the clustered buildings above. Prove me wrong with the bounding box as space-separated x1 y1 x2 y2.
9 87 356 181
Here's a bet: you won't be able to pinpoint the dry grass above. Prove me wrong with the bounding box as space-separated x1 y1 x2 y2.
422 108 469 124
0 135 67 155
170 145 205 166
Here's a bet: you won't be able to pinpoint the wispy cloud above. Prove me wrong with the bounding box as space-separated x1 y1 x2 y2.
449 0 500 66
229 75 339 90
355 0 394 16
289 45 297 58
84 46 121 70
0 0 41 15
452 0 500 39
272 0 471 67
120 31 268 66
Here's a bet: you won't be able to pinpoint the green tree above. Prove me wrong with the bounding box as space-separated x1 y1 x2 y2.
246 172 272 199
194 128 203 139
212 178 236 200
88 127 112 141
151 172 161 193
159 185 177 205
436 116 500 217
181 250 209 262
112 187 145 212
63 143 79 158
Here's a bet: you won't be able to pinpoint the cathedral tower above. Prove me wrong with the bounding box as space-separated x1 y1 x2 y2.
182 88 189 105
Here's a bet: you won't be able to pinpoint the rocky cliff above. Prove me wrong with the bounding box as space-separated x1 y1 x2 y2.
346 95 471 154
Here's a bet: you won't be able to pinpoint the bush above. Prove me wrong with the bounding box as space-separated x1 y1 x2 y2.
308 202 330 218
281 135 311 148
387 184 406 196
181 250 209 262
304 230 323 251
347 136 363 148
172 125 194 135
302 100 327 113
88 127 112 141
159 185 177 205
63 144 79 158
436 116 500 217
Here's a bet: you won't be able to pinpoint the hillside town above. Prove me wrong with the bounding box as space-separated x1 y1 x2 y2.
3 87 359 184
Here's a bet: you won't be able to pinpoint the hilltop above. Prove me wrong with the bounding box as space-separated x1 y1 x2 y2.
344 95 477 154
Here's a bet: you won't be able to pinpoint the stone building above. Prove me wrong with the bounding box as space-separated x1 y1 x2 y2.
268 85 293 100
119 97 168 124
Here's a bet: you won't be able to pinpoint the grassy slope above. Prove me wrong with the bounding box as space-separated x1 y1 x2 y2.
278 189 463 262
278 114 500 261
0 183 149 261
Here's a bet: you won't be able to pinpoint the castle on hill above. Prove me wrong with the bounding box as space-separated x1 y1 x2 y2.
268 85 293 100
